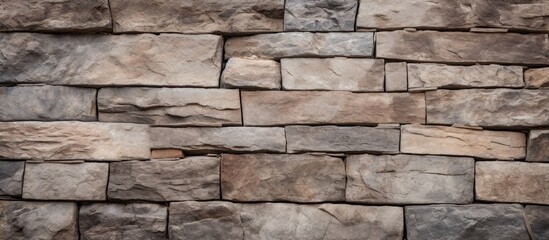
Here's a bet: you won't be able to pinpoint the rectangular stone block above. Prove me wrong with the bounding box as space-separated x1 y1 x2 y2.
476 161 549 205
242 91 425 126
110 0 284 34
23 162 109 201
151 149 183 160
98 88 241 126
377 31 549 65
401 125 526 160
527 130 549 162
0 122 151 161
108 157 220 201
221 58 281 90
0 161 24 196
0 33 222 87
524 205 549 240
525 67 549 89
346 154 474 204
385 62 408 92
284 0 358 31
281 58 384 92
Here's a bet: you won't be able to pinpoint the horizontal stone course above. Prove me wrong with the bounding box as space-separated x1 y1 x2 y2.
0 161 24 196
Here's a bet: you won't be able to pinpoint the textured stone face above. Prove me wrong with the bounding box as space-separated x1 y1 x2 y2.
0 161 24 196
242 91 425 125
527 130 549 162
98 88 241 126
476 161 549 205
0 33 222 87
0 122 150 161
408 64 524 90
151 127 286 153
346 154 474 204
0 86 96 121
110 0 284 34
285 126 400 153
406 204 530 240
0 0 111 32
524 205 549 240
23 162 109 201
169 201 404 240
80 203 167 240
225 32 374 59
221 154 345 202
221 58 281 90
284 0 358 31
385 62 408 92
108 157 220 201
376 31 549 65
426 89 549 128
525 67 549 89
281 58 384 91
401 125 526 160
0 201 77 240
151 149 183 160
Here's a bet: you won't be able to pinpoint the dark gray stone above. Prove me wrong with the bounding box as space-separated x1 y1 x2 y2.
284 0 358 31
524 205 549 240
527 130 549 162
0 161 24 196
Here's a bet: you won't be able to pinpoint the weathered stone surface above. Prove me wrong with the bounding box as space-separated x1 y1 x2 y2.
151 149 183 160
0 33 222 87
0 122 150 161
80 203 167 240
286 126 399 153
476 161 549 205
221 58 281 90
525 67 549 89
346 154 474 204
281 58 384 92
357 0 549 32
426 89 549 128
151 127 286 153
0 0 111 32
0 161 24 196
225 32 374 60
377 31 549 65
527 130 549 162
169 201 404 240
0 86 96 121
401 125 526 160
0 201 77 240
98 88 241 126
221 154 345 202
23 162 108 201
284 0 358 31
110 0 284 34
524 205 549 240
385 62 408 92
108 157 219 201
242 91 425 125
408 64 524 90
406 204 530 240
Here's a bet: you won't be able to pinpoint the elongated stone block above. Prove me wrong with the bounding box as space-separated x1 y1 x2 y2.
401 125 526 160
525 67 549 89
527 130 549 162
0 122 150 161
221 58 281 90
0 161 24 196
284 0 358 31
98 88 241 126
0 33 222 87
524 205 549 240
242 91 425 126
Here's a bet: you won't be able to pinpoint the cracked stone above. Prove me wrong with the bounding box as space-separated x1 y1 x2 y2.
284 0 358 31
527 130 549 162
221 58 281 90
0 161 24 196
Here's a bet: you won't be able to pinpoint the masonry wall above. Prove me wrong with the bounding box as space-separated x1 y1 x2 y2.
0 0 548 239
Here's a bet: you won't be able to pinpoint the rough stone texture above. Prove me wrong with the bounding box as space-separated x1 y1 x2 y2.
23 162 109 201
221 58 281 90
376 31 549 65
151 127 286 154
524 205 549 240
110 0 284 34
80 203 167 240
169 201 404 240
242 91 425 125
0 86 96 121
346 154 474 204
525 67 549 89
357 0 549 32
406 204 530 240
0 122 151 161
527 130 549 162
0 161 24 196
281 58 384 92
0 0 111 32
221 154 345 202
98 88 241 126
476 161 549 205
108 157 220 201
401 125 526 160
385 62 408 92
225 32 374 60
0 33 223 87
151 149 183 160
408 64 524 90
284 0 358 31
286 125 400 153
426 89 549 128
0 201 77 240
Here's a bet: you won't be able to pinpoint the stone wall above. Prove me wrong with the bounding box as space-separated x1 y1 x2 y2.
0 1 548 239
